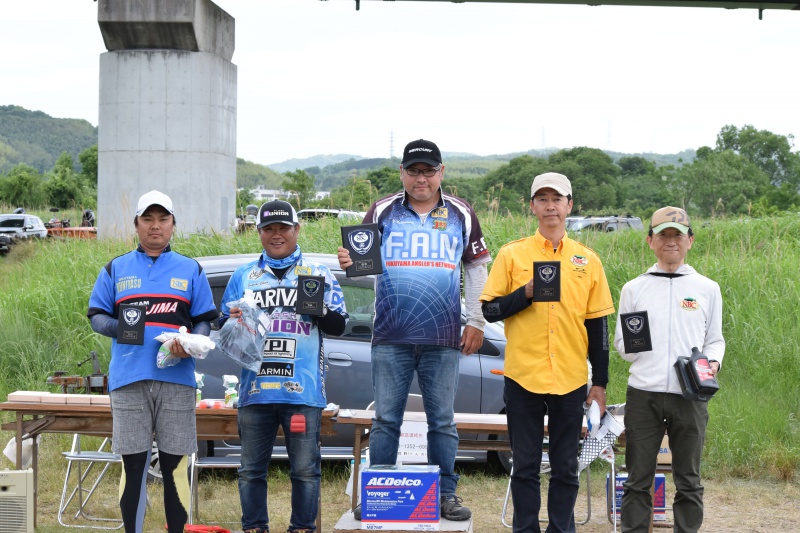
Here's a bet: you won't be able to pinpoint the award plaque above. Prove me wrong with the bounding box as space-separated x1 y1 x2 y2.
533 261 561 302
620 311 653 353
297 275 325 316
117 303 145 345
341 223 382 277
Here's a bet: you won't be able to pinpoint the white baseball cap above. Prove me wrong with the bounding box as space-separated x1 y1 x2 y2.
531 172 572 198
136 190 174 216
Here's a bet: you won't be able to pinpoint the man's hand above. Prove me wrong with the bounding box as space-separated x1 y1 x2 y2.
460 325 484 355
710 361 721 376
337 246 352 270
229 306 242 320
169 338 191 359
524 279 534 300
585 385 607 415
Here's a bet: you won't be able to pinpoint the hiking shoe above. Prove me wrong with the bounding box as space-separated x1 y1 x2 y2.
353 504 362 521
440 495 471 521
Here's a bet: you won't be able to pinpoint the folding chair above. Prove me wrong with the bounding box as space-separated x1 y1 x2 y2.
58 434 124 530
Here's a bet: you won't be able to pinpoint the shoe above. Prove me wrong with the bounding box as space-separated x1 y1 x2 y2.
440 495 471 521
353 503 362 521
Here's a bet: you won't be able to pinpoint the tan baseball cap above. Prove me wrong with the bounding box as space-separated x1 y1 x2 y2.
531 172 572 198
650 206 690 234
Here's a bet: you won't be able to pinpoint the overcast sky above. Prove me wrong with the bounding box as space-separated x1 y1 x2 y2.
2 1 799 166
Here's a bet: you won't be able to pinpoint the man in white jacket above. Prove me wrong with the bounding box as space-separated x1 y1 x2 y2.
614 206 725 533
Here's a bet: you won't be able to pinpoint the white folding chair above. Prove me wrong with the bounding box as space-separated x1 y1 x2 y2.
188 454 242 525
58 434 124 530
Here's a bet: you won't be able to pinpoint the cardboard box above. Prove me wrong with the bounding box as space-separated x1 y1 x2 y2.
657 435 672 465
361 465 440 531
607 473 666 521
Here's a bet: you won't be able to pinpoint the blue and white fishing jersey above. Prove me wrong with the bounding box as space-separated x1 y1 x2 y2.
365 190 491 349
220 251 348 408
87 246 218 391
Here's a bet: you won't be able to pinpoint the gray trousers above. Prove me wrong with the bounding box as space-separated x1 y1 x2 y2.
621 387 709 533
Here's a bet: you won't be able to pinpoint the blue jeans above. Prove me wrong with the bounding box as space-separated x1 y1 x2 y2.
238 404 321 532
504 378 586 533
369 344 461 496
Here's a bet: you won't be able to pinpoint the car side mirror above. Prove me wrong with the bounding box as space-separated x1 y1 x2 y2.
24 224 33 231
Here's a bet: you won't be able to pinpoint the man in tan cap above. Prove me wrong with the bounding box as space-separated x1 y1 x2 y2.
614 206 725 532
480 172 615 533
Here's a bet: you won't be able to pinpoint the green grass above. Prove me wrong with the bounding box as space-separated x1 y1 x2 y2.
1 213 799 483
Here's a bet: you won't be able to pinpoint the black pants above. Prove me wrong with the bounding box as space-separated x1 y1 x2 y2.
504 378 586 533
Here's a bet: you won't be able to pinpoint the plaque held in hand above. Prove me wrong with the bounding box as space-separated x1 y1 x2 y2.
533 261 561 302
619 311 653 353
117 303 145 345
341 223 382 277
297 275 325 316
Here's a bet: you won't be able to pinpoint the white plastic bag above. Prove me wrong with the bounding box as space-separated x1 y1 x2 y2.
155 326 216 368
211 296 270 373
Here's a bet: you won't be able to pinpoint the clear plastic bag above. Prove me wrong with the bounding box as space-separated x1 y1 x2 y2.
155 326 217 368
210 296 270 374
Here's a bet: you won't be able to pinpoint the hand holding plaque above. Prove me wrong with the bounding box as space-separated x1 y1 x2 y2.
533 261 561 302
619 311 653 353
341 223 382 277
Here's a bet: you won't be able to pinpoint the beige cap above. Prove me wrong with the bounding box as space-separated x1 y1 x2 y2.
531 172 572 198
650 206 690 234
136 190 174 216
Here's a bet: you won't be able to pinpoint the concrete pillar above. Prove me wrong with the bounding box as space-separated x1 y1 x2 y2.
96 0 237 238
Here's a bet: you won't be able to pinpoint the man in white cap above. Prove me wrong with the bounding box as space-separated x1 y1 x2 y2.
88 190 217 532
614 206 724 533
480 172 615 533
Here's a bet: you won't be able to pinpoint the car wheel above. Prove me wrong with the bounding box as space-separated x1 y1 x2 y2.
490 432 513 474
147 440 208 483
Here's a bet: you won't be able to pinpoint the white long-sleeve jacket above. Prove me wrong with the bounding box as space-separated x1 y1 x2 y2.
614 263 725 395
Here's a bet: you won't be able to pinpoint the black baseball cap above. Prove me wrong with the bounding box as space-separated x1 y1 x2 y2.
401 139 442 169
257 200 299 229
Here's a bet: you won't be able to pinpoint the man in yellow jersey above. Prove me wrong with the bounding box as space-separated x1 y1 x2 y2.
480 172 615 533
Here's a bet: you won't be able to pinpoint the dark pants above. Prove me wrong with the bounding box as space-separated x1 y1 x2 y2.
621 386 708 533
505 378 586 533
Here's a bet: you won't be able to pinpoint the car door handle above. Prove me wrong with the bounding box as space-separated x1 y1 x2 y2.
328 352 353 366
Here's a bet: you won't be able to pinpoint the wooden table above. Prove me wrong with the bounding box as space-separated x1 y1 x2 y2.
336 409 510 512
0 400 337 527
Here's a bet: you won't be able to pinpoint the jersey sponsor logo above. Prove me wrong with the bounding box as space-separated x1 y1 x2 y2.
123 307 142 326
146 302 179 315
258 362 295 377
348 229 375 255
248 267 264 280
624 315 645 334
170 278 188 291
680 298 699 311
246 287 297 308
116 276 142 292
433 220 447 231
431 207 448 218
295 265 312 276
263 338 297 359
571 255 588 267
385 231 459 262
260 382 280 390
283 381 304 393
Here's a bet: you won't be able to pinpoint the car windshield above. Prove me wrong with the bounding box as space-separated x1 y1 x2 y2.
569 220 603 231
0 218 25 228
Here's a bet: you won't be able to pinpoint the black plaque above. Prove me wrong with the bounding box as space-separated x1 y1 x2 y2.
297 275 325 316
341 223 382 277
533 261 561 302
117 303 145 345
619 311 653 353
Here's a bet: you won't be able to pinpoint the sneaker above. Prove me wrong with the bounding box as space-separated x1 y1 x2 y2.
440 495 471 521
353 503 362 521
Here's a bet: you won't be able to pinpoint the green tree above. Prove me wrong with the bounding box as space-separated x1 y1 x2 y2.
0 163 46 208
78 145 98 188
282 169 316 209
368 166 402 196
617 156 672 214
236 188 258 214
546 147 621 213
329 176 376 211
45 152 84 208
715 124 800 188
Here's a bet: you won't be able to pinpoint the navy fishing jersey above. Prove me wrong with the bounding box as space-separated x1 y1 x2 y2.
220 251 347 408
365 190 491 349
87 245 218 391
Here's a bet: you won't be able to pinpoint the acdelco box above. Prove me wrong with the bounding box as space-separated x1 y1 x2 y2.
607 473 667 521
361 464 440 531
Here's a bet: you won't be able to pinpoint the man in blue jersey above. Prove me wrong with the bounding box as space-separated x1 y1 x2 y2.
88 190 218 533
338 139 491 521
220 200 348 533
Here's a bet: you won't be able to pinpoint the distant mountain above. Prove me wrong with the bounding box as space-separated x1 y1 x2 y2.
0 105 97 173
267 154 363 174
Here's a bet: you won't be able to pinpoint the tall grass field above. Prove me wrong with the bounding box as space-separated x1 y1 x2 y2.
1 213 798 486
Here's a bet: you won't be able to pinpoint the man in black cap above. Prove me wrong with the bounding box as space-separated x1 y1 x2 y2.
338 140 491 521
220 200 348 533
